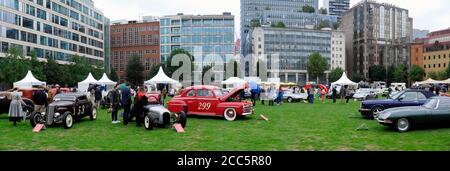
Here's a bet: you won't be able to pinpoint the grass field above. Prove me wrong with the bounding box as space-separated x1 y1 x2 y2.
1 98 450 151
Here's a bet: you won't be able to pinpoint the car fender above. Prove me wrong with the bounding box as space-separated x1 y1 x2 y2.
216 102 244 115
168 99 187 113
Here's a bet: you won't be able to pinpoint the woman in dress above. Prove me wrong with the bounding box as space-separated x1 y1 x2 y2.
9 88 27 126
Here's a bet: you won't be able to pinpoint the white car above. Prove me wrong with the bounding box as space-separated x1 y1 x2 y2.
283 91 308 103
353 89 378 101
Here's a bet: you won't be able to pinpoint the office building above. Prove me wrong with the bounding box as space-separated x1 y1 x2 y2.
323 0 350 20
0 0 107 65
252 26 331 84
342 0 412 78
331 30 345 70
160 13 235 83
110 21 160 82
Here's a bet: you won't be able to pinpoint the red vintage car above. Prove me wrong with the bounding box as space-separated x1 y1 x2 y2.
168 85 253 121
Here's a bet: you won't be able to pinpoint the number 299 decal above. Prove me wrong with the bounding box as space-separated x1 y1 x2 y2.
198 102 211 110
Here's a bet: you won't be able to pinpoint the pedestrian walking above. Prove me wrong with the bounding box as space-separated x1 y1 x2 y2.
8 88 27 126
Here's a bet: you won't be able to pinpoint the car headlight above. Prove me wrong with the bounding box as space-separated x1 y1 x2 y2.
55 112 60 117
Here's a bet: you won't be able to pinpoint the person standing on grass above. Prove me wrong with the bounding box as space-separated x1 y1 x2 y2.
134 87 148 127
332 86 337 103
32 86 48 114
121 83 132 125
8 88 27 126
340 85 346 103
110 84 121 124
321 88 327 104
308 85 315 104
268 84 276 106
95 85 102 109
345 86 351 104
277 87 284 106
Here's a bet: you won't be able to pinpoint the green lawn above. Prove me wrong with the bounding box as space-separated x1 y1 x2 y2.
1 98 450 151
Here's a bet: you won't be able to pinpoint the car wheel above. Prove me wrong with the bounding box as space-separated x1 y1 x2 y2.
90 107 97 120
371 106 384 118
63 112 73 129
224 108 237 121
30 112 42 128
144 115 153 130
176 112 187 128
287 97 293 103
23 106 33 119
396 118 411 133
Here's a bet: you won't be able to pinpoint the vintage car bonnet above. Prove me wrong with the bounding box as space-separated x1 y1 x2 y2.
219 84 248 101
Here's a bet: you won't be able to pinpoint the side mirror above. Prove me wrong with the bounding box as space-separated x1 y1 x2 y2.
398 97 404 101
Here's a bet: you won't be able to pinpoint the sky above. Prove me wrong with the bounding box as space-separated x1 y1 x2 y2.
93 0 450 39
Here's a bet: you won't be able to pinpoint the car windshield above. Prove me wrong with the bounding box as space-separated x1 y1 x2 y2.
423 99 438 109
53 95 76 101
389 90 406 99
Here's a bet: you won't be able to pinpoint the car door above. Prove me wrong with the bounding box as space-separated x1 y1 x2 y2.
431 100 450 123
396 92 420 107
183 89 197 114
76 96 89 118
196 89 218 115
417 92 429 105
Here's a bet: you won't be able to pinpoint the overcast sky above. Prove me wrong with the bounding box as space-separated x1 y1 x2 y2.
93 0 450 39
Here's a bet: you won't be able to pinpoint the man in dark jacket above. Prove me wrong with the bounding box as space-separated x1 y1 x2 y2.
332 86 337 103
110 84 121 124
33 87 48 113
94 86 102 108
121 83 132 125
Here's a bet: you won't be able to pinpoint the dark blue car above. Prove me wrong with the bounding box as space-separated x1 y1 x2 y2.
359 89 436 118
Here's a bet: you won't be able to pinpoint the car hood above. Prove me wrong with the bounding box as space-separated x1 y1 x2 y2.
145 105 170 114
49 100 74 107
219 84 248 101
378 106 428 119
363 99 394 104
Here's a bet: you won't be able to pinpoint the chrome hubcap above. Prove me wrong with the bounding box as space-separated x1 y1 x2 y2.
66 115 73 127
93 109 97 119
144 116 150 128
398 119 409 131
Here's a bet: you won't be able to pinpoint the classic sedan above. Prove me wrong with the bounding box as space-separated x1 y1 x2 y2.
168 85 253 121
359 89 436 118
376 96 450 132
352 89 378 101
283 91 308 103
0 90 34 117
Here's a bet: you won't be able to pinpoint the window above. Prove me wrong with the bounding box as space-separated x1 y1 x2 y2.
400 92 417 100
22 17 34 29
152 50 156 54
37 8 46 20
186 90 195 97
197 90 212 97
417 93 427 100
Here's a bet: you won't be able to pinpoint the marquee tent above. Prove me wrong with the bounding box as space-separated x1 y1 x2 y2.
78 73 98 92
331 72 358 87
97 73 116 85
13 71 46 88
145 67 180 85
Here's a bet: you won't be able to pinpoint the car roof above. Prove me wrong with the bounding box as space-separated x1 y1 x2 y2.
185 85 220 90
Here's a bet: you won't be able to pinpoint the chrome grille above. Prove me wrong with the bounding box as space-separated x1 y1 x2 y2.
244 106 252 113
47 106 55 125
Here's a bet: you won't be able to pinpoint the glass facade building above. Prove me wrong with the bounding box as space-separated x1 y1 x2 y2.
252 27 331 84
241 0 338 75
324 0 350 20
0 0 106 64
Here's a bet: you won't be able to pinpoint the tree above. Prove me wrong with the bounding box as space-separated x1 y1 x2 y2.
446 62 450 78
302 5 315 13
109 67 119 82
386 65 395 84
333 22 340 30
202 65 214 84
409 65 425 82
369 65 386 82
44 57 64 85
165 48 194 78
29 51 46 81
352 73 365 82
319 8 328 14
329 67 344 83
314 20 331 30
307 52 328 83
126 55 145 87
0 47 29 88
393 64 407 82
271 21 286 28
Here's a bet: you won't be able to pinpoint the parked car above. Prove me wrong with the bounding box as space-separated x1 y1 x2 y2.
143 95 187 130
30 93 96 129
359 89 436 119
168 85 253 121
376 96 450 132
0 90 35 118
283 91 308 103
352 89 378 101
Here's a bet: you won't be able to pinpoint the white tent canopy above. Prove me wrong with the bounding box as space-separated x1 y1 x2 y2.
77 73 98 92
97 73 116 85
414 78 450 85
145 67 180 85
13 70 46 88
222 77 246 85
331 72 358 86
